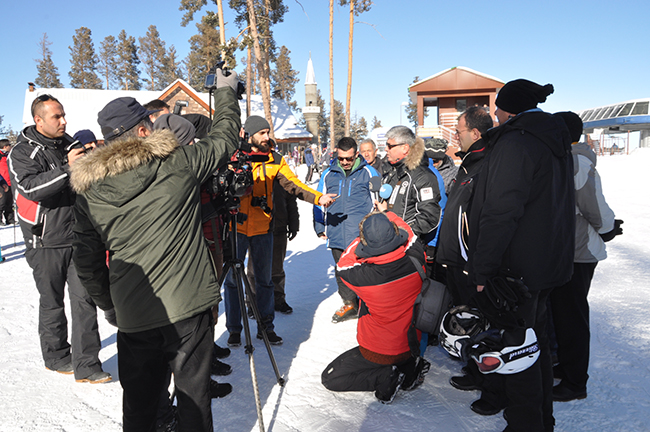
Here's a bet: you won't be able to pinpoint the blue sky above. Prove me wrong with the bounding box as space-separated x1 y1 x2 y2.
1 0 648 135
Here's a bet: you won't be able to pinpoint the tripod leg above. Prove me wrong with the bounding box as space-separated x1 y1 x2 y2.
241 269 286 386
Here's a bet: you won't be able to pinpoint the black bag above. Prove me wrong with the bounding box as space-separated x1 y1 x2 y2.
409 256 453 335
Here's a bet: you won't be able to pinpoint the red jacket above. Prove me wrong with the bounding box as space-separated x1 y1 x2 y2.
336 211 425 358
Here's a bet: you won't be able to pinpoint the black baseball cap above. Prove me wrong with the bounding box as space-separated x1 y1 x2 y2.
98 97 160 140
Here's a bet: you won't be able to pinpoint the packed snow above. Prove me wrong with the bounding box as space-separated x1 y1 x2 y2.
1 150 648 432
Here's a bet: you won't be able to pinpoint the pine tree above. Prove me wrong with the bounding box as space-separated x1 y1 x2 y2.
331 98 346 146
160 45 183 88
186 11 224 90
271 45 299 111
406 76 427 129
34 33 63 88
98 35 118 90
371 116 382 130
350 113 368 143
69 27 102 89
316 89 329 145
115 30 141 90
340 0 372 136
139 25 168 91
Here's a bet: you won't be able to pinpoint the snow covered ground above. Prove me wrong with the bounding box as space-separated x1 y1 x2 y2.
1 150 648 432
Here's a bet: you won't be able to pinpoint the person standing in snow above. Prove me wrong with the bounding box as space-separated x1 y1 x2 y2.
466 79 574 430
8 94 110 384
550 111 623 402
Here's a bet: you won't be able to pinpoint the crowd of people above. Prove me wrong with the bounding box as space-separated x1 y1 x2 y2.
0 72 624 432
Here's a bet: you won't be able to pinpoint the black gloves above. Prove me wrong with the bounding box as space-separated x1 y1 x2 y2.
600 219 624 242
288 230 298 241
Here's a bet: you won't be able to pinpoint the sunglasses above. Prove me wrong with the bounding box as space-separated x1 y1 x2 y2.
385 142 407 150
338 155 356 162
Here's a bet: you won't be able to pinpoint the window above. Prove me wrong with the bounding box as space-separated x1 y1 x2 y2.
456 99 467 112
617 103 634 117
631 101 649 116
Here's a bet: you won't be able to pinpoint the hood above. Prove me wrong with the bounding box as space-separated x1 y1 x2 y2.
330 156 367 175
484 111 571 159
571 142 597 167
70 129 179 204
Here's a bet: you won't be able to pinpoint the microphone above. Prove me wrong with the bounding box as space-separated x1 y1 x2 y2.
379 184 393 201
369 177 382 201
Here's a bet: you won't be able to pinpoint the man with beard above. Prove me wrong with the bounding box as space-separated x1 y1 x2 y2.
8 94 109 383
223 116 336 347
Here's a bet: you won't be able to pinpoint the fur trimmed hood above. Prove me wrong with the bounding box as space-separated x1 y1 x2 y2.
71 129 179 193
405 137 426 170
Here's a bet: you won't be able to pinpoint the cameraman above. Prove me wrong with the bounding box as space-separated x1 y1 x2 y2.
223 116 336 347
69 69 241 432
8 95 109 383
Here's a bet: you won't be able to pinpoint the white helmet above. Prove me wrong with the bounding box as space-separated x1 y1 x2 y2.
470 327 540 375
439 306 490 359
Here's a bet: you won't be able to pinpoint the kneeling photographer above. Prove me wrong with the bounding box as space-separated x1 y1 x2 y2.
70 68 241 432
223 115 337 347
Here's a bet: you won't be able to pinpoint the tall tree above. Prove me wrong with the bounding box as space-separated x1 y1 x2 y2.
186 11 226 90
161 45 183 88
98 35 118 90
331 98 346 146
329 0 335 150
115 30 141 90
371 115 382 130
35 33 63 88
271 45 299 111
341 0 372 136
349 113 368 143
139 25 168 91
406 76 428 129
68 27 102 89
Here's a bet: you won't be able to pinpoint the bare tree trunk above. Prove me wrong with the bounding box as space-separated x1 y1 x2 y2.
246 47 252 117
345 0 354 137
247 0 275 139
217 0 227 64
329 0 335 151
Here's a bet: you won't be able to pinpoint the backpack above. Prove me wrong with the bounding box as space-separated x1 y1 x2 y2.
409 256 453 335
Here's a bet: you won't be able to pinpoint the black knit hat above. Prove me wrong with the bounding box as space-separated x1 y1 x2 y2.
424 138 448 160
555 111 583 143
153 113 196 146
356 212 409 258
244 115 271 136
496 79 554 114
72 129 97 145
98 97 159 140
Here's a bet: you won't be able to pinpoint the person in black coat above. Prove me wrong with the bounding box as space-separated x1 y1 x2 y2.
467 79 574 431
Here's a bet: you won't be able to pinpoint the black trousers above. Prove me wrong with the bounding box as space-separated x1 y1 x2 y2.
550 262 597 392
321 346 395 395
445 265 475 307
119 310 214 432
25 247 102 379
331 248 357 305
0 187 14 224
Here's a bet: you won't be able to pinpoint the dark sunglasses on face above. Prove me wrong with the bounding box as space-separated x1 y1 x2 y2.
386 142 407 150
338 155 356 162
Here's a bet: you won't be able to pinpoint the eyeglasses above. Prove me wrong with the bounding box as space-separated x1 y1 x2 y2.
455 128 470 136
31 94 59 117
338 155 356 162
36 94 55 102
385 142 407 150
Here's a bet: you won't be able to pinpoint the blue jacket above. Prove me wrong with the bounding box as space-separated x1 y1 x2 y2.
427 159 447 247
314 158 379 250
304 147 314 166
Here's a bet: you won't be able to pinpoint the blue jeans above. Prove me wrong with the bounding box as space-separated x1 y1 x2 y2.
224 231 275 334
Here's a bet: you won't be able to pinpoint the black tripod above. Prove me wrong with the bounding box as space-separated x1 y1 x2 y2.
217 199 285 432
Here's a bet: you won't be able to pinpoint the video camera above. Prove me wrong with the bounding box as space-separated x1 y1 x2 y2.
204 60 246 100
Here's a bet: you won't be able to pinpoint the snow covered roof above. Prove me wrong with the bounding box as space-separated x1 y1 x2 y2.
22 79 311 141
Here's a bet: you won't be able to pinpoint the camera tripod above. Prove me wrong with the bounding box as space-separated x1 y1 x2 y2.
217 199 285 432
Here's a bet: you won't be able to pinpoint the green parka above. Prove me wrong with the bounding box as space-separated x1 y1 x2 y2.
70 87 240 333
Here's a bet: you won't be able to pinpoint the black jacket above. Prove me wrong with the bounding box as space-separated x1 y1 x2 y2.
436 139 487 268
9 126 76 249
382 138 441 243
468 111 575 291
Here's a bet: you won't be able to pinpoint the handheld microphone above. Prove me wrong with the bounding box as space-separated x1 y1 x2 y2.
379 184 393 201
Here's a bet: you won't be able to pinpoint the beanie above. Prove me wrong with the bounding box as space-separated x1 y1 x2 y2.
496 79 554 114
153 113 196 146
424 138 448 160
555 111 583 143
244 115 271 136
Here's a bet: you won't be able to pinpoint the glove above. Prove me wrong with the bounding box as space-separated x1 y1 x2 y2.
215 68 240 92
104 308 118 327
600 219 624 242
288 229 297 241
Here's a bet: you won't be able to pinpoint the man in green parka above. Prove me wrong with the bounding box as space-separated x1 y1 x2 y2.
70 69 241 432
